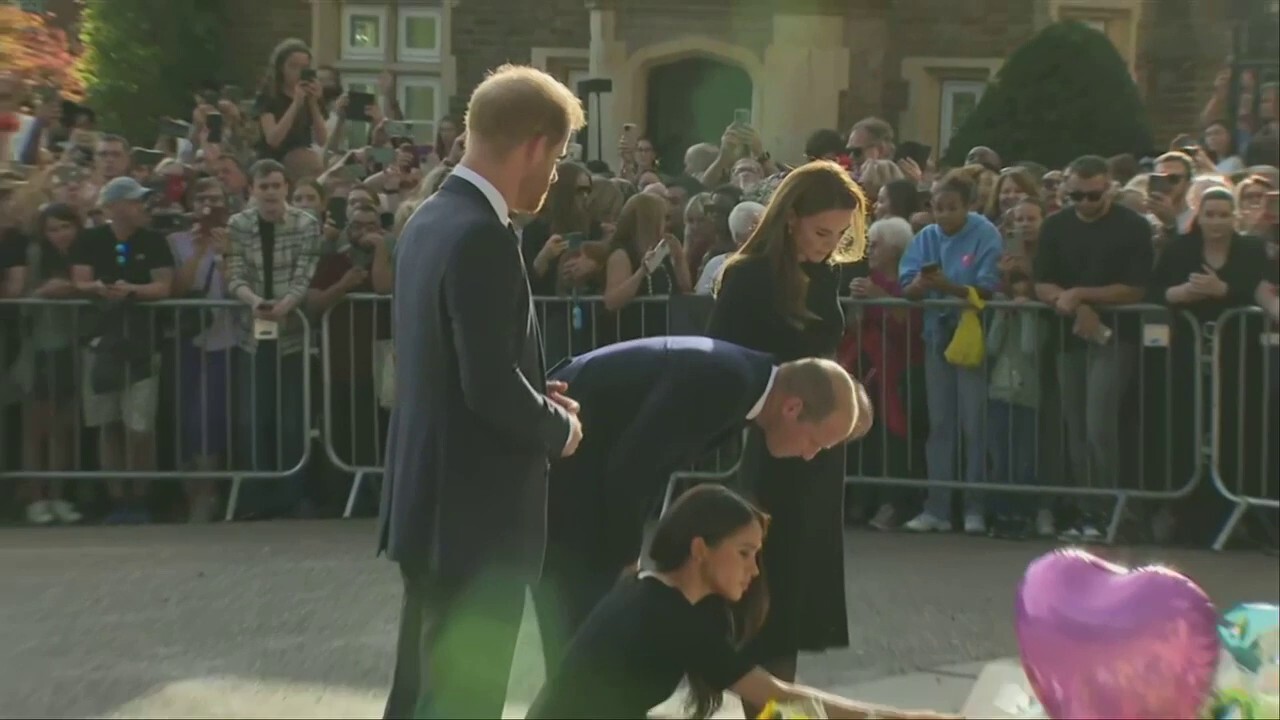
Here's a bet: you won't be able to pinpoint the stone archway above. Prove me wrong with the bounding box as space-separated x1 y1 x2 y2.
644 56 753 172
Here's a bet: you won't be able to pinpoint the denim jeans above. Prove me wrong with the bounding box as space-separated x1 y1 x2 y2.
1057 341 1137 513
922 341 989 519
235 345 306 515
987 399 1039 517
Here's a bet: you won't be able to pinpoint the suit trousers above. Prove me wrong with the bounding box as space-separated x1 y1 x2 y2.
384 562 526 719
532 539 622 674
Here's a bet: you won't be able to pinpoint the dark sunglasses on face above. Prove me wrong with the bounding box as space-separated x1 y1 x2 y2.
1068 190 1106 202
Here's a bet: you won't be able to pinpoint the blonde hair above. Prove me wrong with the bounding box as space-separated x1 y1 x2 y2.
609 192 668 262
464 64 586 156
859 159 904 191
720 160 867 325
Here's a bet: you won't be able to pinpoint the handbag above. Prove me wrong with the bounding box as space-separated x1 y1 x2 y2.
944 286 987 368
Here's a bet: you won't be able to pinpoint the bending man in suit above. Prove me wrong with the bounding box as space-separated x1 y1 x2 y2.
379 65 586 719
533 335 872 670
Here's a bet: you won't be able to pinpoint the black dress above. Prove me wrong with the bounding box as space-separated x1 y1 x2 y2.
527 575 753 719
707 255 849 659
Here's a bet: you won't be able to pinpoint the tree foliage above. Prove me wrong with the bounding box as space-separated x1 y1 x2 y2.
0 7 84 99
76 0 226 144
942 21 1154 169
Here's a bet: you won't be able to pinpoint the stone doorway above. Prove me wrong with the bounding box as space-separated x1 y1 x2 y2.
644 57 752 174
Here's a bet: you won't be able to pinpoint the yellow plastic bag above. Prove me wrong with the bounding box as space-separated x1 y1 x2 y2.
944 286 986 368
756 698 826 719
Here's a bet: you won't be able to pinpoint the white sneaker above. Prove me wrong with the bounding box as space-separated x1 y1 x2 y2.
49 499 82 524
1059 524 1105 543
868 504 895 531
1035 509 1056 538
25 500 54 525
964 513 987 535
903 512 952 533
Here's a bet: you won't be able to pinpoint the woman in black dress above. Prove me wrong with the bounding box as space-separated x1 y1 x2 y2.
707 160 867 715
528 484 956 720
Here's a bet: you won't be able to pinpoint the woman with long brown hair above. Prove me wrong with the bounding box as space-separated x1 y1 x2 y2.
708 160 866 714
602 191 693 340
528 484 954 720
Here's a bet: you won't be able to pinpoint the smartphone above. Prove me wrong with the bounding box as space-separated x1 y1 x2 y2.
300 68 317 83
131 148 167 168
326 196 349 229
645 238 671 274
346 90 375 122
733 108 752 126
197 204 229 231
384 120 411 139
1148 173 1173 196
564 231 586 252
1179 145 1200 158
921 262 941 275
368 146 395 167
205 111 223 144
895 141 933 168
158 117 191 138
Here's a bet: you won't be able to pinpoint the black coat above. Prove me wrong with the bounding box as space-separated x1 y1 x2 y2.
378 174 573 584
546 336 776 568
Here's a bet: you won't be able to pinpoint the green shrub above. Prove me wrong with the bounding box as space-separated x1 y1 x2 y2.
942 20 1154 169
77 0 226 145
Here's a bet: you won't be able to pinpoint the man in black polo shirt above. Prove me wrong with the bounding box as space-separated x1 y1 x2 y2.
70 176 174 523
1034 155 1153 542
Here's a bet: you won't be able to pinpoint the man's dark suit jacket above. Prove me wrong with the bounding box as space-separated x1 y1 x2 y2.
379 173 573 583
546 335 775 566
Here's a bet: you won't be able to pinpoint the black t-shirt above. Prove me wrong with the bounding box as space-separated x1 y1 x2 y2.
71 225 174 284
1034 203 1155 347
253 91 316 160
259 217 276 300
527 576 753 719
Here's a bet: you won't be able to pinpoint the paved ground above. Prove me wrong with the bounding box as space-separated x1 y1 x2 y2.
2 520 1276 719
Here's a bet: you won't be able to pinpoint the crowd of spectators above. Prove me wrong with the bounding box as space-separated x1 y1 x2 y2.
0 50 1277 550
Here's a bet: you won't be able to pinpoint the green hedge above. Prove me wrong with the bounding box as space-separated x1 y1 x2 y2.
942 20 1154 169
77 0 226 145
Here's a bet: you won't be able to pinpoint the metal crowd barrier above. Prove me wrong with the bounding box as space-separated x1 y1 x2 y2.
1209 306 1280 550
0 298 313 521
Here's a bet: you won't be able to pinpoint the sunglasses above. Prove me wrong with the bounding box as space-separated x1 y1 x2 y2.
114 241 131 267
1067 190 1106 202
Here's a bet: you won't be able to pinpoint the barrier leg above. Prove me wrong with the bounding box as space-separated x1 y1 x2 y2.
1212 502 1249 552
225 475 242 522
1103 493 1127 545
661 476 682 517
343 471 365 520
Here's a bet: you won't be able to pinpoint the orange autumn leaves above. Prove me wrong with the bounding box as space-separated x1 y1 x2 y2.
0 7 84 100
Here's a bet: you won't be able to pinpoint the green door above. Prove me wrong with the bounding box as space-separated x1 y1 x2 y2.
645 58 752 175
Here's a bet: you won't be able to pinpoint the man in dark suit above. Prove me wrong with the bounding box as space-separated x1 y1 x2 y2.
379 65 587 719
532 335 871 668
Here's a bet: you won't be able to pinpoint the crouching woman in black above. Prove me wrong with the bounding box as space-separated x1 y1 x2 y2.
527 484 958 720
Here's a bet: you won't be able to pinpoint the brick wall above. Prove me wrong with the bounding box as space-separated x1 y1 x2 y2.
448 0 592 116
220 0 312 90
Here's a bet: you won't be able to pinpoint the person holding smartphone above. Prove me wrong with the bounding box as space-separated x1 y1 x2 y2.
601 192 693 341
253 39 327 175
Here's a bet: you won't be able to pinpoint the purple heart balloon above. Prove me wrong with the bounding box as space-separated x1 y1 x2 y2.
1015 549 1220 720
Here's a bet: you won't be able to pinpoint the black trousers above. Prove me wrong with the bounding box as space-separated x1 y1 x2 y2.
384 562 526 719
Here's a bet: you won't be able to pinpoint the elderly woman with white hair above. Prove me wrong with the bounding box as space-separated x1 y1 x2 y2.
838 217 925 530
695 201 764 294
